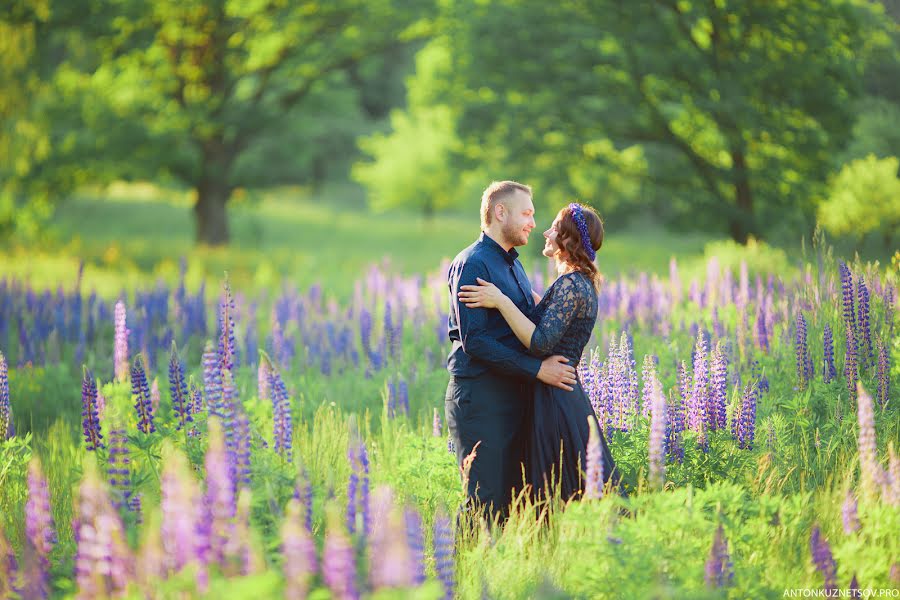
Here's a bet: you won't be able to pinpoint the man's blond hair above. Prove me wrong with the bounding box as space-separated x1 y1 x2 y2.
480 181 532 230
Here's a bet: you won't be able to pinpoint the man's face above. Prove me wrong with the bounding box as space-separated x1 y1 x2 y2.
499 190 536 247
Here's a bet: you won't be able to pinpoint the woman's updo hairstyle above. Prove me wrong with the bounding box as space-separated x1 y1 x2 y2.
555 203 604 290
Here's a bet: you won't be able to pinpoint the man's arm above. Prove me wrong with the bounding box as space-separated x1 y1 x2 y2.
454 259 542 379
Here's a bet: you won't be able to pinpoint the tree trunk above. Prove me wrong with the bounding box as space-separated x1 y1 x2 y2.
193 137 235 246
728 149 753 244
194 179 231 245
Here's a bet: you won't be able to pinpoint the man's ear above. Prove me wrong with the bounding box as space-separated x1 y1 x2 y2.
494 202 506 223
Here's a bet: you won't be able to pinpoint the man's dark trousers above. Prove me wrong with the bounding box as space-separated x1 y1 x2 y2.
446 370 532 520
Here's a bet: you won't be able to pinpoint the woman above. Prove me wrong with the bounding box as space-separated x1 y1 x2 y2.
458 203 619 502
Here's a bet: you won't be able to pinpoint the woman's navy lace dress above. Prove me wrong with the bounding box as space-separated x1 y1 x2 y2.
526 271 618 501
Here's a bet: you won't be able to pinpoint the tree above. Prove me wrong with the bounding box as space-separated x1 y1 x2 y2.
438 0 883 242
79 0 432 245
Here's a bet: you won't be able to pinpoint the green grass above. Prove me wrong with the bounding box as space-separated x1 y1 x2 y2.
1 182 723 299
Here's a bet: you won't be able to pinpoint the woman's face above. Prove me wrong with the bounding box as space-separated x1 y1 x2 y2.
542 215 562 259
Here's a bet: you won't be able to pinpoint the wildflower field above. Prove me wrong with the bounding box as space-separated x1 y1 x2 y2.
0 196 898 599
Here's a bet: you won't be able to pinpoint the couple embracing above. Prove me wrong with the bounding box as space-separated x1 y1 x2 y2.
445 180 621 522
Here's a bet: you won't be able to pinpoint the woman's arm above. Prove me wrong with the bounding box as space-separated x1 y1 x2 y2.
458 277 536 349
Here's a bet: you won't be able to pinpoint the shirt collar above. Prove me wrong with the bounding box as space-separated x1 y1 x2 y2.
479 232 519 265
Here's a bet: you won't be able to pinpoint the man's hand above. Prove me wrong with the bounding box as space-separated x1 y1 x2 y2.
537 355 577 391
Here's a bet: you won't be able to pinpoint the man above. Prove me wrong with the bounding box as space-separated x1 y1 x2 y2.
446 180 577 522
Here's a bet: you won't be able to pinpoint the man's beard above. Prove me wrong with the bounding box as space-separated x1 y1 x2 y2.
502 221 527 246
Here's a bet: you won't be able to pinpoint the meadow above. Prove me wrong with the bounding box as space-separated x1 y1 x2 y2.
0 189 898 599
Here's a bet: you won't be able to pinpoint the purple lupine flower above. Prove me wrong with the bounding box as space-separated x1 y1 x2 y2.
0 351 10 440
204 418 236 568
282 498 318 600
823 324 837 384
168 344 191 431
810 525 838 591
648 375 667 490
202 341 222 416
368 486 414 590
433 510 455 600
114 300 129 382
857 276 872 368
737 383 757 450
106 427 133 512
130 357 155 434
795 313 812 390
150 377 161 416
704 524 733 588
667 390 685 464
857 382 879 499
294 465 314 534
81 368 104 451
755 303 768 352
346 438 371 538
877 338 890 410
585 416 604 499
269 364 293 462
839 262 858 403
323 515 359 600
708 342 728 431
433 407 442 437
842 490 860 534
75 463 133 599
217 278 237 373
257 360 270 403
233 393 252 489
160 446 203 575
888 444 900 507
640 354 656 419
0 521 18 598
25 458 56 599
187 381 203 438
222 489 260 577
405 506 426 585
690 331 709 451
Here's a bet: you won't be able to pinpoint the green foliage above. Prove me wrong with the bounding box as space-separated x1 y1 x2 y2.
818 154 900 245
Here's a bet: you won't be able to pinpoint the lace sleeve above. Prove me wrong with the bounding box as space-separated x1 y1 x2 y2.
529 274 584 357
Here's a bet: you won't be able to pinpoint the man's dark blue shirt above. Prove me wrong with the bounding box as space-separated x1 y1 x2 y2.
446 232 542 379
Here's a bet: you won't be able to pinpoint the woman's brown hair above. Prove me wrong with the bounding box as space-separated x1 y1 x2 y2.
555 203 604 290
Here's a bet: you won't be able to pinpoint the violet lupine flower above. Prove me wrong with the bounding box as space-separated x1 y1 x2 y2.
877 339 890 410
114 300 129 382
840 262 858 403
130 358 155 434
640 354 656 419
648 375 667 490
856 381 879 499
204 418 236 568
160 446 203 575
667 390 685 464
217 278 237 373
150 377 160 415
187 382 203 438
202 341 222 416
368 486 414 590
346 439 371 538
433 407 442 437
25 458 56 599
795 313 813 391
737 383 757 450
823 324 837 384
433 510 455 600
690 331 709 451
75 464 134 599
168 344 191 431
755 303 768 352
323 514 359 600
708 342 728 431
106 427 133 512
258 359 270 403
0 351 10 440
0 522 18 598
585 416 604 500
810 525 838 591
81 368 104 451
294 465 315 534
269 365 293 462
857 276 872 368
233 398 252 489
842 490 860 534
888 444 900 507
405 506 426 586
704 524 733 589
282 498 318 600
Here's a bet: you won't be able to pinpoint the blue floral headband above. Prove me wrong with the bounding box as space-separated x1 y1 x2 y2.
568 203 596 262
